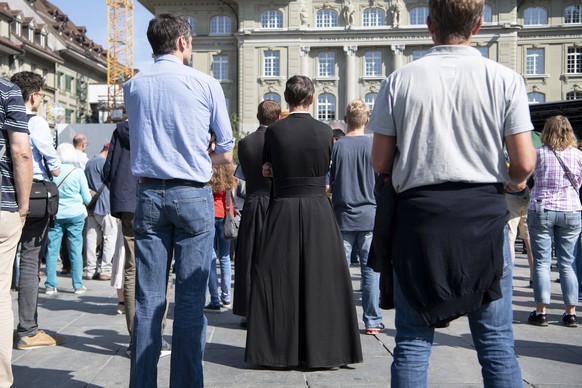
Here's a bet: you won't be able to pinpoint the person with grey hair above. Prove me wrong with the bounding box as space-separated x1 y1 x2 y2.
43 143 91 295
369 0 535 386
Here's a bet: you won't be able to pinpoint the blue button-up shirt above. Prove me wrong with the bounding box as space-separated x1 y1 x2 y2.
123 54 234 183
27 112 60 181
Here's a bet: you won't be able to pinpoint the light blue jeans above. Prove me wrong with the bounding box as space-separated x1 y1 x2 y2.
527 210 580 306
341 231 382 329
45 214 85 290
129 182 214 388
391 227 523 388
208 217 232 305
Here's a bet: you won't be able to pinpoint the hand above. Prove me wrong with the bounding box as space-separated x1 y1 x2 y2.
207 133 217 155
262 162 273 178
505 181 526 193
18 208 29 224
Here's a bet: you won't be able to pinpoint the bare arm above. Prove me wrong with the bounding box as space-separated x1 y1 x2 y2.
8 131 33 216
262 162 273 178
371 133 397 174
210 150 233 165
505 131 536 191
51 168 61 177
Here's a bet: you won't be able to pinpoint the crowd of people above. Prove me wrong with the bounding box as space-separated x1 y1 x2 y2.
0 1 580 388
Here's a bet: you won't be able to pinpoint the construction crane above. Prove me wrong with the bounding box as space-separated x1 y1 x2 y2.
106 0 134 121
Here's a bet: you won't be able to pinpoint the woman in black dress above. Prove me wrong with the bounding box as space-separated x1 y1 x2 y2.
245 76 362 368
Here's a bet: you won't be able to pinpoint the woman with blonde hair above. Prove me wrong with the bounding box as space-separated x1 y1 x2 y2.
205 162 238 310
527 115 582 327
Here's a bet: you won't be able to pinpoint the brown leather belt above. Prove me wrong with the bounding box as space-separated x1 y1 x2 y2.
138 177 206 187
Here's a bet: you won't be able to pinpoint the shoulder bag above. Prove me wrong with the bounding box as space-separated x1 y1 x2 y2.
223 190 241 240
552 149 580 196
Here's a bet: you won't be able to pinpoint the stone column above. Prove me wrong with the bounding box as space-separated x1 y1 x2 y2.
391 44 406 72
344 45 357 106
300 46 310 76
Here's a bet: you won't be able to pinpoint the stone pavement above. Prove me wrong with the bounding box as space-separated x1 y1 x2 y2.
10 250 582 387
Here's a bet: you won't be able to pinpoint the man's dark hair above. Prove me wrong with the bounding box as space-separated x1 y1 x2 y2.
10 71 44 102
147 13 192 56
257 100 281 126
284 75 315 108
429 0 483 44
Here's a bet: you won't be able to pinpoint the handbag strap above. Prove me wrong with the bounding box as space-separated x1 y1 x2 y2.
552 149 579 192
57 168 76 189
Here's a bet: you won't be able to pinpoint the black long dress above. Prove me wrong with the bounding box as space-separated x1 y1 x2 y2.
245 113 363 368
233 126 271 317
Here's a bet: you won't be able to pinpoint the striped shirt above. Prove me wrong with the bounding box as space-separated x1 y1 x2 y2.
529 145 582 212
1 78 29 211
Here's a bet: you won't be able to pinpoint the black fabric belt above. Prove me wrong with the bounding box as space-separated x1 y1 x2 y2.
138 177 206 187
273 176 326 198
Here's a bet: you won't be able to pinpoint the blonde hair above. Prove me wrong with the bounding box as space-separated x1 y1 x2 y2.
345 99 369 129
209 163 238 193
540 115 577 151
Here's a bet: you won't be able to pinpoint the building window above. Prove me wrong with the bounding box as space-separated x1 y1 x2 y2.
365 51 382 77
318 52 335 77
364 93 378 111
318 93 336 121
28 27 34 41
212 55 228 81
264 92 281 104
40 33 46 47
567 47 582 73
566 91 582 100
483 4 492 23
524 7 548 25
56 72 62 89
15 20 21 36
565 5 582 24
65 108 73 123
210 15 231 35
264 51 280 77
410 7 429 25
412 49 430 61
316 9 338 28
363 8 385 27
528 92 545 103
526 48 544 75
476 47 489 58
261 10 283 29
65 75 73 92
186 17 197 34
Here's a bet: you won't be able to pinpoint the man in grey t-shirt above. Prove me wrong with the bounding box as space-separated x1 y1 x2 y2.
330 100 382 334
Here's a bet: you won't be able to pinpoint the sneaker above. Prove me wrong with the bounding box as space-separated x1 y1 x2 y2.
365 322 385 335
204 304 222 312
528 310 548 326
82 273 93 280
160 338 172 358
563 313 578 328
116 302 125 315
17 330 64 350
98 273 112 281
45 287 58 295
74 286 87 295
221 298 231 307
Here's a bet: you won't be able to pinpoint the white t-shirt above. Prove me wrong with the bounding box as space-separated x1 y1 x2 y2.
368 45 533 193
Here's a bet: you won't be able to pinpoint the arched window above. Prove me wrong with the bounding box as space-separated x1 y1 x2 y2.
363 8 385 27
524 7 548 25
261 10 283 29
316 9 338 28
528 92 545 103
264 92 281 104
566 91 582 100
210 15 231 35
483 4 492 23
186 16 197 34
410 7 429 25
364 93 378 111
565 5 582 24
318 93 336 121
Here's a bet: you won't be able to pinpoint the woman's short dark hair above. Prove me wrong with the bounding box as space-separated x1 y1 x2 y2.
10 71 45 102
284 75 314 108
147 13 191 56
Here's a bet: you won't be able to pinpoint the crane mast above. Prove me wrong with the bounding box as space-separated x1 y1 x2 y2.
106 0 134 121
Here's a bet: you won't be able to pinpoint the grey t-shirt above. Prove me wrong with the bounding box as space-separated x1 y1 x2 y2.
368 45 533 193
330 136 376 231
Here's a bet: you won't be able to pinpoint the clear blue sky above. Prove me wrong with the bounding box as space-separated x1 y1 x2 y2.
49 0 154 71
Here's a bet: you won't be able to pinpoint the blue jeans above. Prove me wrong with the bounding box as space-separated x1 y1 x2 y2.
341 231 382 328
527 210 580 306
45 214 85 290
129 183 214 388
391 228 523 388
208 217 232 305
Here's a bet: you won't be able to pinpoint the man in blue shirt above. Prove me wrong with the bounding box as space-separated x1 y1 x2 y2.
124 14 233 388
10 71 63 350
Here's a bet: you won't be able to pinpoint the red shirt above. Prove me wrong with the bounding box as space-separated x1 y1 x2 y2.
213 191 235 219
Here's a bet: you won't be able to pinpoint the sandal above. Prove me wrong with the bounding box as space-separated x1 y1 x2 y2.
365 322 385 335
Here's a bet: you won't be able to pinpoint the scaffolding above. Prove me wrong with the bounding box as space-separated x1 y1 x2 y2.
106 0 134 121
